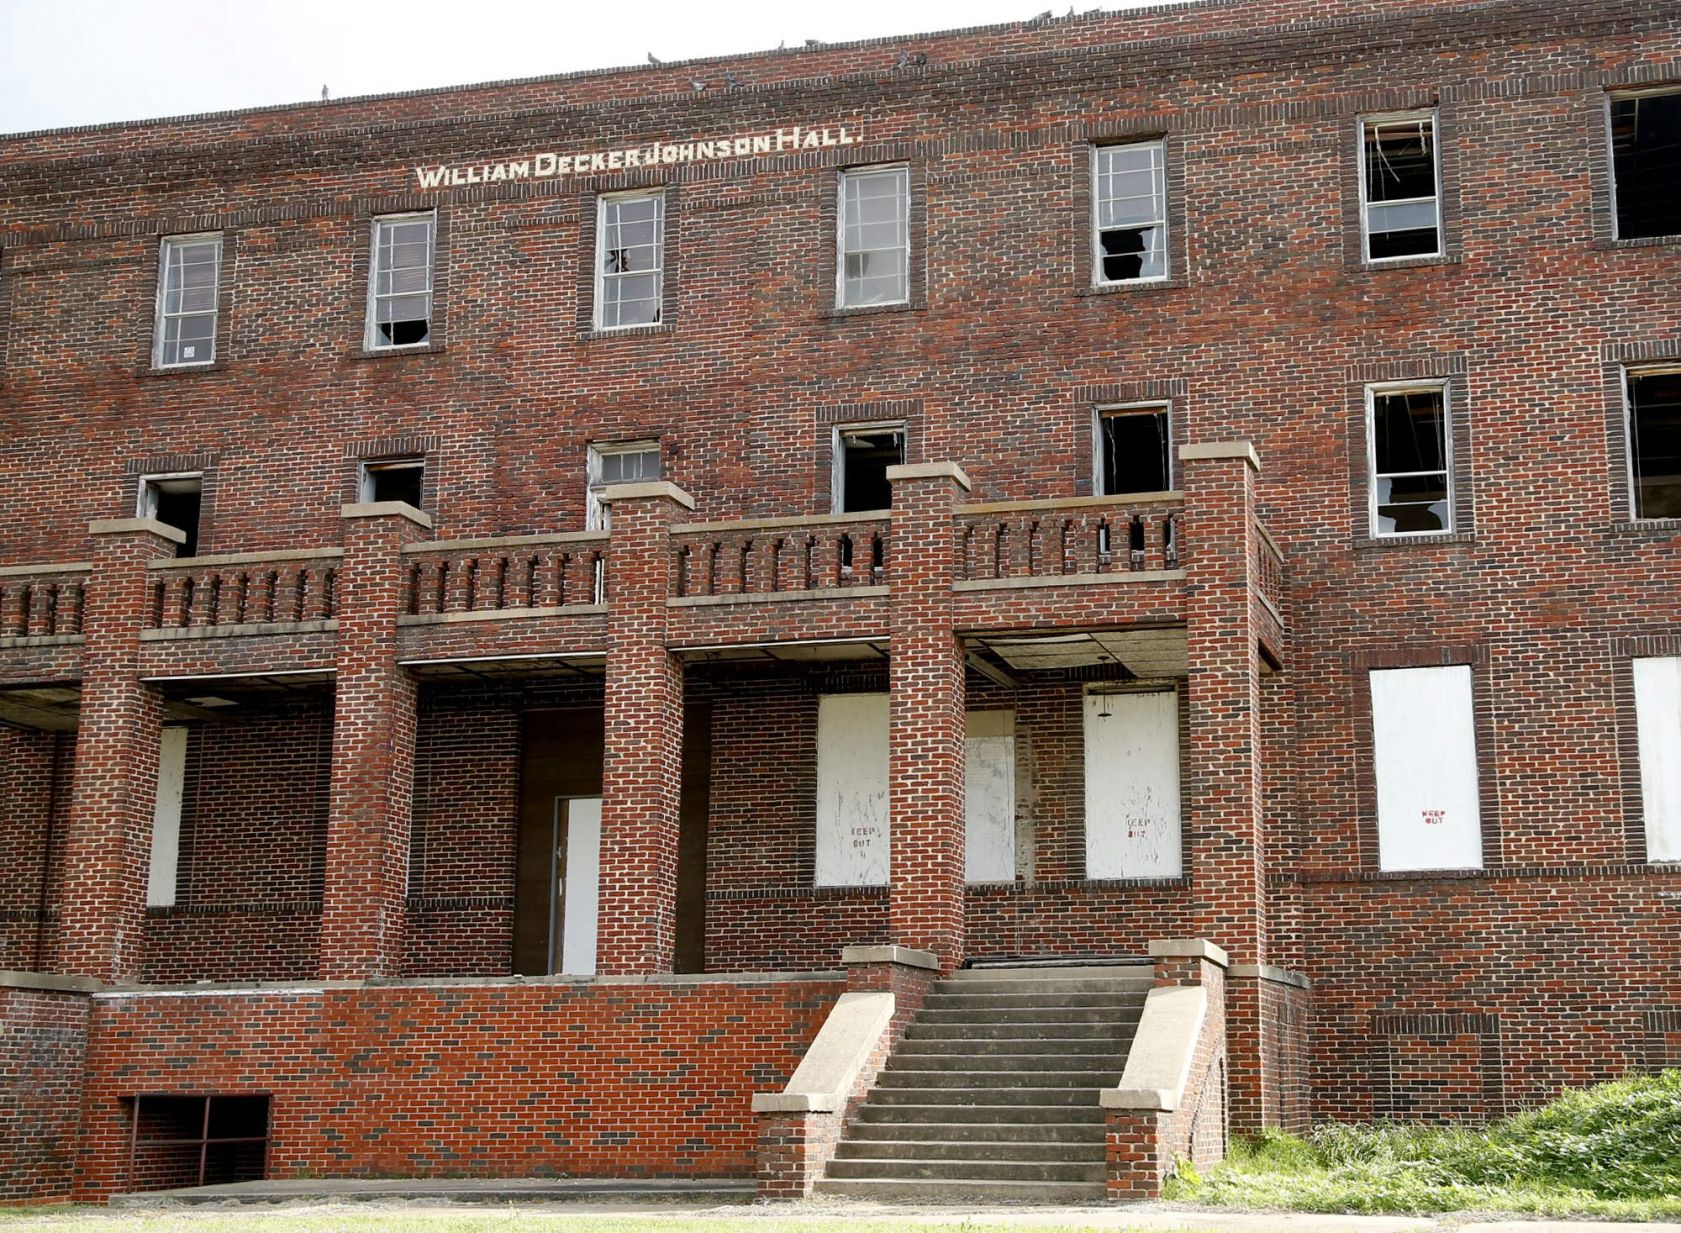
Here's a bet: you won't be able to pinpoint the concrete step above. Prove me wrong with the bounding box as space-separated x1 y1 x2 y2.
884 1051 1124 1074
948 964 1151 982
834 1138 1105 1163
933 976 1153 997
841 1120 1103 1144
877 1066 1117 1089
813 1178 1107 1203
864 1085 1103 1107
921 991 1147 1011
894 1036 1127 1058
905 1020 1134 1041
914 1006 1139 1025
826 1157 1107 1183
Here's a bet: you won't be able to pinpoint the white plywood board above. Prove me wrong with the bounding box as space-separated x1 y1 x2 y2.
147 727 188 908
1084 691 1182 878
1370 666 1483 872
1634 656 1681 863
815 693 891 886
561 796 601 975
966 710 1016 883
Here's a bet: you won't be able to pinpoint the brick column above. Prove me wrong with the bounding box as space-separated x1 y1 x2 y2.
1178 442 1268 1130
595 480 694 976
885 462 969 972
54 518 184 982
319 501 430 980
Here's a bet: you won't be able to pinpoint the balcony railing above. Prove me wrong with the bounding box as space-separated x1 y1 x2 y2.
0 564 88 638
671 514 891 598
402 534 608 616
146 551 340 631
956 496 1183 583
1254 521 1286 618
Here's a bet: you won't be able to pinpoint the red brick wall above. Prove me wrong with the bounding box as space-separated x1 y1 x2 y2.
74 976 840 1199
0 730 69 971
0 985 89 1204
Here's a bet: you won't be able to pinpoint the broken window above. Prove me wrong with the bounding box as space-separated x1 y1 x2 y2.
1610 90 1681 240
1368 384 1451 537
1092 141 1168 284
834 425 904 514
360 458 425 509
595 191 664 329
1096 405 1172 496
838 166 910 307
1370 665 1482 872
137 473 203 557
365 213 434 349
153 234 222 368
1627 368 1681 520
1360 114 1441 261
586 440 661 531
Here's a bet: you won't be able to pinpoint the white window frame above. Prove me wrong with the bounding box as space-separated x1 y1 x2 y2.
1093 401 1175 497
1358 111 1443 264
1366 380 1454 539
1606 86 1681 243
831 422 905 515
152 233 223 369
593 190 666 331
135 471 203 520
364 211 436 351
586 440 661 532
1090 140 1169 286
358 457 426 507
836 165 911 309
1623 364 1681 522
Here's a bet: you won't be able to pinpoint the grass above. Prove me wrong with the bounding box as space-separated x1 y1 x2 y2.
1167 1068 1681 1217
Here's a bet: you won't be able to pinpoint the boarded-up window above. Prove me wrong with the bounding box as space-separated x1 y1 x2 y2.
147 727 188 907
1084 690 1181 878
814 693 890 886
1371 665 1482 871
966 710 1016 883
1633 656 1681 863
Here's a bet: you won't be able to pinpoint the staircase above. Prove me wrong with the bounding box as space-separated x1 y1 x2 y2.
814 964 1151 1202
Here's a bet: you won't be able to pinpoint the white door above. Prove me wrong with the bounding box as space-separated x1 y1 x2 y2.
1084 690 1182 878
550 796 601 975
966 710 1016 883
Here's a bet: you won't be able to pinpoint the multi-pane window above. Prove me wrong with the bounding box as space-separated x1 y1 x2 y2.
153 235 222 368
1359 114 1441 261
1609 90 1681 241
1627 369 1681 520
1368 383 1451 537
365 213 435 349
360 458 425 509
586 440 661 531
838 166 910 308
1096 405 1172 496
1092 141 1168 284
595 192 665 329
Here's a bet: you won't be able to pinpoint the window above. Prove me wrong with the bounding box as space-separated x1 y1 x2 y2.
837 166 910 308
1359 114 1441 261
1610 90 1681 241
586 440 660 531
1092 141 1168 284
147 727 188 908
1096 404 1172 495
365 213 435 349
153 234 222 368
137 473 203 557
1084 689 1181 879
1626 369 1681 520
1632 656 1681 863
813 693 889 886
1367 383 1451 537
594 192 665 329
966 710 1017 884
360 458 425 508
833 425 903 514
1370 665 1482 872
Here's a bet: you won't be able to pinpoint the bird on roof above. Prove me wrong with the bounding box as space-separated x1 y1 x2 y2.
724 73 744 89
647 51 663 65
320 85 329 101
1032 9 1053 20
691 79 708 91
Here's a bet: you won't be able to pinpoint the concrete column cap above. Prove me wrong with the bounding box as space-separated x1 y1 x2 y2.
1177 441 1261 472
595 481 696 509
840 944 939 971
1148 938 1230 967
885 462 972 491
87 517 186 545
340 501 433 529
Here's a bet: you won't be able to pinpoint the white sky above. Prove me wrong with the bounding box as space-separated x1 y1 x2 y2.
0 0 1181 136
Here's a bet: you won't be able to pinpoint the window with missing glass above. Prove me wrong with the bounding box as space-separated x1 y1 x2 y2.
595 192 665 329
153 234 222 368
1368 384 1451 536
365 213 435 349
1359 114 1442 261
360 458 425 509
1095 405 1172 495
1627 369 1681 520
1092 141 1168 284
1610 90 1681 241
837 166 910 308
833 426 904 514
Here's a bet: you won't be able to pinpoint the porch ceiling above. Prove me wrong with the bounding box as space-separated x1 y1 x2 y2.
974 627 1188 677
676 638 890 666
401 652 606 680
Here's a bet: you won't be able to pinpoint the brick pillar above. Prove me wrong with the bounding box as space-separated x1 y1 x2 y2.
1178 442 1268 1130
55 518 184 982
595 480 694 976
885 462 969 972
319 501 431 980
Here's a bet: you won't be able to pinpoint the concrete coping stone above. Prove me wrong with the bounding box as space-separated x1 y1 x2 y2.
669 586 888 608
1230 962 1311 990
595 480 696 509
1102 983 1208 1114
1178 440 1261 472
751 990 896 1115
840 944 939 970
954 569 1183 592
403 531 608 554
0 969 102 994
139 620 337 641
93 970 848 998
397 606 606 626
1149 937 1230 967
340 501 433 528
149 547 344 570
88 517 187 544
885 461 972 490
674 510 891 534
956 490 1183 516
0 560 92 578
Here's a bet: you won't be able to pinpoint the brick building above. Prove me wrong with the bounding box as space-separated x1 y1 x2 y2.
2 0 1680 1205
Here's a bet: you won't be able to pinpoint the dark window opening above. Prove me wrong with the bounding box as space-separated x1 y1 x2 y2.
1372 388 1450 535
378 318 429 347
838 428 904 514
127 1094 269 1193
1363 117 1440 260
1611 93 1681 241
141 477 202 558
1630 370 1681 520
363 459 425 509
1098 408 1171 496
